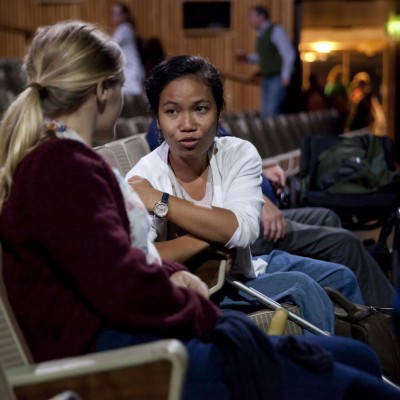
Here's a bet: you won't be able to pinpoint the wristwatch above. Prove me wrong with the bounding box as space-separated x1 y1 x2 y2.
153 192 169 218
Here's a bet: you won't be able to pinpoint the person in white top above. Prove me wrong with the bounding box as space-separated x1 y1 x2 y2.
125 54 364 335
111 2 145 95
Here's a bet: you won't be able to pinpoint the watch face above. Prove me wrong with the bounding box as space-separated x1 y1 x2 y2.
154 201 168 218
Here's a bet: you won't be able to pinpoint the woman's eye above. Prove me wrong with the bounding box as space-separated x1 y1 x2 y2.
166 109 177 116
196 106 208 113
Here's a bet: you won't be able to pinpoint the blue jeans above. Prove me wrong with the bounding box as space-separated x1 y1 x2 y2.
96 330 229 399
95 329 398 400
261 74 286 118
219 250 364 335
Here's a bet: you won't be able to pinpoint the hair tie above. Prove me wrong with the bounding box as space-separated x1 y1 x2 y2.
28 82 42 90
28 82 46 99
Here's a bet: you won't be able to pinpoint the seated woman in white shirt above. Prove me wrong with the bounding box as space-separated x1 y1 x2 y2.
126 54 364 335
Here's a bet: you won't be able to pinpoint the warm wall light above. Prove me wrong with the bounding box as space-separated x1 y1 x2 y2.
313 41 334 53
301 52 317 62
387 13 400 38
300 51 329 63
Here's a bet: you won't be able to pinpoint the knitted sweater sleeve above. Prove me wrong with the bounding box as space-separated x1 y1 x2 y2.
25 140 220 339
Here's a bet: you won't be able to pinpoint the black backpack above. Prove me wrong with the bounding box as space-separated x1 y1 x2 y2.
315 135 400 194
300 134 400 231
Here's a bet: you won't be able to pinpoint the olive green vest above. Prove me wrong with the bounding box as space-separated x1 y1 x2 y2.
256 24 282 77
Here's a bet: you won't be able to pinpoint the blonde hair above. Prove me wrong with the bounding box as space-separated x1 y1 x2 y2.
0 20 124 210
349 71 372 93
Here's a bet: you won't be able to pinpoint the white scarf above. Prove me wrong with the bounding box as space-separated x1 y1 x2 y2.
44 120 162 266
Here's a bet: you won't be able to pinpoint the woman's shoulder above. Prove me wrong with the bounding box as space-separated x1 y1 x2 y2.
216 135 255 147
36 137 100 160
139 142 166 166
214 136 261 160
23 138 110 178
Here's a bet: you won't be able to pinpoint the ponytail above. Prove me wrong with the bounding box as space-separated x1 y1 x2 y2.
0 85 44 210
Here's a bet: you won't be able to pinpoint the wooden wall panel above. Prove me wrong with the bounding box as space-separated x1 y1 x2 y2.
0 0 295 113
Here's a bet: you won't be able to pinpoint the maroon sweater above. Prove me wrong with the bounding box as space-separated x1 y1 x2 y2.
0 138 220 362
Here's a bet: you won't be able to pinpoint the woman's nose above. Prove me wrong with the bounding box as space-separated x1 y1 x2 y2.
179 112 196 131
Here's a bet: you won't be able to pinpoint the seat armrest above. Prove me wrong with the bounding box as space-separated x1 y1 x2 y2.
185 251 227 295
6 339 187 400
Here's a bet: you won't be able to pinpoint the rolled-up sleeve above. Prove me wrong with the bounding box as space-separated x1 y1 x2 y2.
218 139 264 248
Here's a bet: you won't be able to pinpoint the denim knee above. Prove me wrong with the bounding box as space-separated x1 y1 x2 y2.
330 267 364 304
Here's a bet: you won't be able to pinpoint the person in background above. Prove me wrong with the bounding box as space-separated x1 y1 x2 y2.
324 65 349 132
303 73 327 112
324 65 348 101
346 71 387 135
236 5 295 118
346 72 374 131
111 1 145 96
250 165 395 308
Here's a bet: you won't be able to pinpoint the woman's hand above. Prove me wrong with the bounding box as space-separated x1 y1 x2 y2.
128 175 161 211
170 270 210 299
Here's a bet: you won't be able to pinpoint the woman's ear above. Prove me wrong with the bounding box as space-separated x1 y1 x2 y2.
95 79 108 113
95 79 109 103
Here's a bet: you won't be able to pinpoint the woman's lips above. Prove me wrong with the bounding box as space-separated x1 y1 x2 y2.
179 137 199 148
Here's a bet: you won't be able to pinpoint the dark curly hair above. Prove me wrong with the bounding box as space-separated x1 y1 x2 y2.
145 54 226 118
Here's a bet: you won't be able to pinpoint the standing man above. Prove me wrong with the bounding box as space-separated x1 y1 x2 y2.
237 5 295 118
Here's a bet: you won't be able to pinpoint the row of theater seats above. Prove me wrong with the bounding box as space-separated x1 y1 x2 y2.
95 133 151 176
115 115 152 140
111 106 342 179
221 108 342 160
118 95 342 149
115 103 341 150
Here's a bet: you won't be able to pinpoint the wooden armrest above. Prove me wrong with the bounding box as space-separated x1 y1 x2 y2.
5 339 187 400
185 251 227 295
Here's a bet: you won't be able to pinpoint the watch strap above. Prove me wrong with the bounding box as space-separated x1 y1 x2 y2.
161 192 169 204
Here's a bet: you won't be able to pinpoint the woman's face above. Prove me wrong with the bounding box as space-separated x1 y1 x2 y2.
157 76 218 163
111 4 126 26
